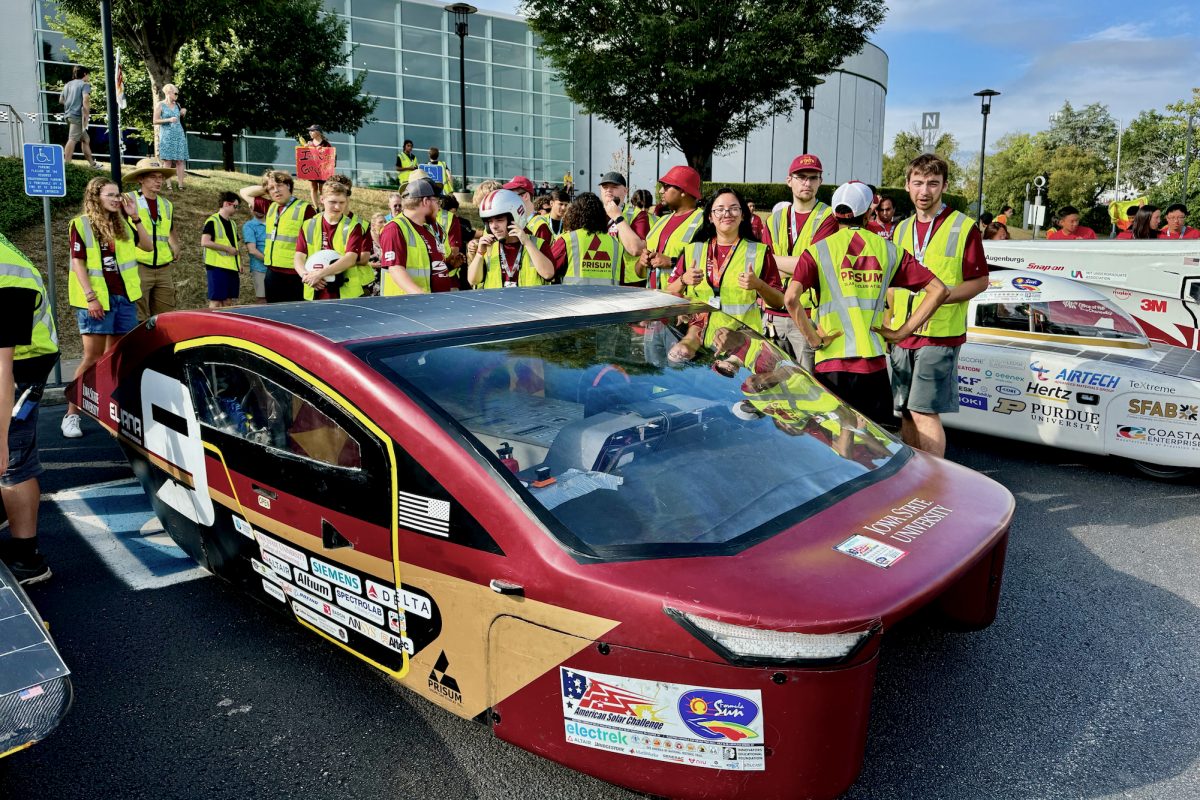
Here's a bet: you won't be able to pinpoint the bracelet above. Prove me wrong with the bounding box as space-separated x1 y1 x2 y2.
85 294 98 302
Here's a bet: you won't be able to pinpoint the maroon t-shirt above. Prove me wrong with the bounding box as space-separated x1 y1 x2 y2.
70 220 135 300
791 229 936 373
669 240 783 298
760 208 839 317
609 206 650 240
899 206 988 349
295 216 366 299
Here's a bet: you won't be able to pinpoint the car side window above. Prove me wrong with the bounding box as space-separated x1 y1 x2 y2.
975 302 1032 333
187 362 362 470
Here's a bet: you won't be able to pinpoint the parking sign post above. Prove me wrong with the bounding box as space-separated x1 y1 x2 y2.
23 142 66 384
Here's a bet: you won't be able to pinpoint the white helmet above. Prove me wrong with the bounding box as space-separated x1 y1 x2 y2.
304 249 341 284
478 189 528 229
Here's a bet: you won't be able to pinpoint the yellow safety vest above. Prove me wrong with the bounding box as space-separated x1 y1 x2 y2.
681 239 769 346
561 229 624 286
127 191 173 267
744 369 841 423
0 232 58 360
265 197 312 270
766 202 831 310
526 214 551 244
300 216 364 301
425 215 460 284
397 151 418 181
381 215 431 296
892 210 971 338
345 211 376 287
617 203 647 285
430 160 453 192
808 228 899 364
645 208 704 290
67 216 143 309
481 239 549 289
203 213 241 271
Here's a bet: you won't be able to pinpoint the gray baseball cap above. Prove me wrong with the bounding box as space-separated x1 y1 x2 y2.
598 171 626 187
402 178 438 198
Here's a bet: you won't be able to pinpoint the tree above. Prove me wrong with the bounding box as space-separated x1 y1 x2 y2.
54 0 240 116
977 132 1043 213
881 130 961 189
525 0 885 178
175 0 376 170
1042 100 1117 166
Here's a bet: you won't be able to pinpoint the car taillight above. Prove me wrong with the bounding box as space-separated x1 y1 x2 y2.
665 607 878 667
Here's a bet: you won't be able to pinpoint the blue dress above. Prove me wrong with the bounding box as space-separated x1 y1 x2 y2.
158 102 189 161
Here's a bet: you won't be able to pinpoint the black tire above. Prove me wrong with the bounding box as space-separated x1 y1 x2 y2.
1132 460 1196 481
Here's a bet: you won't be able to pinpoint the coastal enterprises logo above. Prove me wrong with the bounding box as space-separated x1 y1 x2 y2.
1116 425 1200 449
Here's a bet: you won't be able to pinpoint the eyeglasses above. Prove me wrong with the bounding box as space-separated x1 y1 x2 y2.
790 174 821 184
661 184 679 192
711 207 741 217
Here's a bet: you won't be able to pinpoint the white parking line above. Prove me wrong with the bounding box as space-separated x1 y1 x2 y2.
47 478 209 590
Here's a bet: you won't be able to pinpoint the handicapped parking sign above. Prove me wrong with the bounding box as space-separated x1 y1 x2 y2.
23 143 66 197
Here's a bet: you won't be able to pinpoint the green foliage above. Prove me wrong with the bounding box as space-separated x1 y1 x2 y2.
696 182 968 218
525 0 885 176
881 131 962 190
1043 101 1117 167
0 158 96 237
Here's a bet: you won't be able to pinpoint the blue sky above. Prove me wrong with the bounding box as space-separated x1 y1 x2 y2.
470 0 1200 156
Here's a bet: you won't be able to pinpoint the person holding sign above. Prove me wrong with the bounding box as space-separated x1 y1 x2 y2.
304 125 335 207
427 147 453 193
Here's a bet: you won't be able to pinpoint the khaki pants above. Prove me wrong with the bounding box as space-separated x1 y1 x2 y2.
136 263 177 321
764 313 815 373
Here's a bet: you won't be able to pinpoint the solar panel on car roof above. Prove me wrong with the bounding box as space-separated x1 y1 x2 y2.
221 286 689 344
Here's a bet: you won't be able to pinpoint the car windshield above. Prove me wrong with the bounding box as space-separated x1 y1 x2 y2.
373 315 905 559
976 299 1145 341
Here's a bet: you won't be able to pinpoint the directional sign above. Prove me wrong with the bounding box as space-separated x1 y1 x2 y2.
921 112 941 130
23 143 66 197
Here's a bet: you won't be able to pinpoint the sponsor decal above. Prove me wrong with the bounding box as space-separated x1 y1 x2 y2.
997 385 1022 397
1129 379 1176 394
834 535 907 569
960 364 982 373
1054 368 1120 390
1140 298 1169 313
994 398 1027 415
119 409 143 445
335 586 385 625
1030 362 1051 381
1070 270 1128 285
262 551 293 581
1031 403 1100 431
958 376 982 386
677 690 761 742
1026 263 1063 273
256 532 307 569
250 558 279 582
1117 425 1146 440
560 668 764 771
262 579 286 603
1012 276 1043 291
232 516 254 539
428 651 463 704
397 490 451 537
293 603 348 643
310 556 362 594
108 401 119 423
1127 398 1199 423
959 393 988 410
365 579 398 610
1112 289 1132 300
986 369 1025 382
81 384 100 416
1076 392 1100 406
1027 381 1071 402
294 569 333 601
860 497 954 544
257 495 271 510
400 589 433 620
388 609 403 633
306 594 408 654
1116 424 1200 449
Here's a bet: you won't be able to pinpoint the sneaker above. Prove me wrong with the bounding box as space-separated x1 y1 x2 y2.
6 554 52 587
61 414 83 439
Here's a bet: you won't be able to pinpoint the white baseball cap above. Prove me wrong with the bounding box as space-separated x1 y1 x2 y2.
831 181 874 219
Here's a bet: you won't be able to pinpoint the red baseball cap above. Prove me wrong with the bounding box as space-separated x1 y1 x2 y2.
503 175 535 195
788 154 823 175
658 165 702 200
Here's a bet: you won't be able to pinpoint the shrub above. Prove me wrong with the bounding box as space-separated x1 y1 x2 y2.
0 157 97 237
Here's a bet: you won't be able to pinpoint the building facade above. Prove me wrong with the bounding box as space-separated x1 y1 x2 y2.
9 0 886 194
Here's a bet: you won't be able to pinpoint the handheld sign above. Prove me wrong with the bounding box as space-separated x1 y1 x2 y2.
23 143 66 197
420 163 445 184
295 146 337 182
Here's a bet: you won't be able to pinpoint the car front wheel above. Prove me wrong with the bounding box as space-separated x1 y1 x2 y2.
1131 460 1197 482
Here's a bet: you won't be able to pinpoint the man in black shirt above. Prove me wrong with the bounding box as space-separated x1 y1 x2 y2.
0 233 60 585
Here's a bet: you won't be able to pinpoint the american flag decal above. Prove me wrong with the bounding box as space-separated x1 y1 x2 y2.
397 490 451 537
1185 257 1200 266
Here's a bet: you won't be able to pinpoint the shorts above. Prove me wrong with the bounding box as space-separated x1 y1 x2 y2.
76 293 138 335
890 345 960 415
816 368 895 427
207 267 241 301
67 116 89 143
252 270 267 298
2 389 44 487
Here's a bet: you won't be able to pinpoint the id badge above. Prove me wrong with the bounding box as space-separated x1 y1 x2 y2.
503 280 517 288
707 297 721 310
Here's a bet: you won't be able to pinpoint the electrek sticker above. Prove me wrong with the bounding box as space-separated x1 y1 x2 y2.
310 557 362 594
335 586 385 625
262 579 286 603
560 667 764 771
835 535 908 569
256 532 308 570
232 516 255 539
293 603 348 643
293 569 333 601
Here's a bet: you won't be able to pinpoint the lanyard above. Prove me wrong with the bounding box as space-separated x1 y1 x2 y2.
912 203 946 261
707 239 742 288
788 208 806 252
498 240 524 281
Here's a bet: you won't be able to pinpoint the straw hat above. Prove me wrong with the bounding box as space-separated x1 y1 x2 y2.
123 158 176 183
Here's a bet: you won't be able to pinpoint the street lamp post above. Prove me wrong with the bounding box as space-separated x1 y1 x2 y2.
800 78 825 154
446 3 476 193
974 89 1000 218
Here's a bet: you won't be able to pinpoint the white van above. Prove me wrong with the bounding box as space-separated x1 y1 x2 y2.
984 240 1200 350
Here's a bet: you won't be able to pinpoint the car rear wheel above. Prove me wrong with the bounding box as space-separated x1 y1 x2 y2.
1131 460 1196 481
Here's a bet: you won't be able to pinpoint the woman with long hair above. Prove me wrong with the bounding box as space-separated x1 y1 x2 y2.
983 221 1009 240
153 84 189 189
541 192 628 285
60 177 152 438
630 188 659 226
666 187 784 346
1117 205 1161 239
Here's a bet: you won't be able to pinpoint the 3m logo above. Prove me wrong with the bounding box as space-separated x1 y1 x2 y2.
993 398 1027 415
1140 298 1168 313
